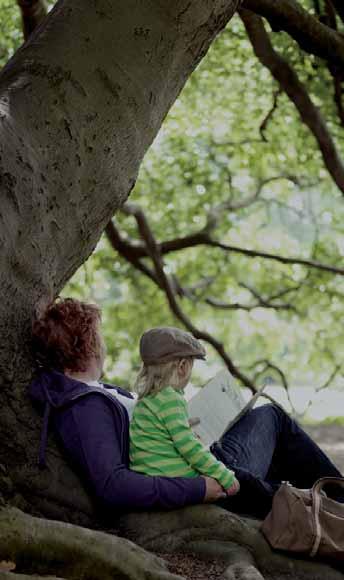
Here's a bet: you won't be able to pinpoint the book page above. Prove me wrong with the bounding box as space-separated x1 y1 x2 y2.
187 370 246 446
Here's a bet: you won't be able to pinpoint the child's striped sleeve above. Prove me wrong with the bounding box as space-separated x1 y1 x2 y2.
161 388 235 489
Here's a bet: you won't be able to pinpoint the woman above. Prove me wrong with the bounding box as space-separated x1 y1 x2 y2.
29 297 343 517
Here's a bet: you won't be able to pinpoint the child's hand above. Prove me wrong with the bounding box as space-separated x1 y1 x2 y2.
225 477 240 496
188 417 201 427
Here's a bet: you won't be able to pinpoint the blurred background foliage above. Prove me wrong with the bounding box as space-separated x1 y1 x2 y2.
1 0 343 404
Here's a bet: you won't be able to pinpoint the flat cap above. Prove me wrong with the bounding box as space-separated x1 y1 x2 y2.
140 326 206 365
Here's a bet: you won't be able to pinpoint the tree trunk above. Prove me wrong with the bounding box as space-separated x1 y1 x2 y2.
0 0 240 521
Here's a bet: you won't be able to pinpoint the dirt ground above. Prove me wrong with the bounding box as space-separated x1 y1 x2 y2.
304 423 344 474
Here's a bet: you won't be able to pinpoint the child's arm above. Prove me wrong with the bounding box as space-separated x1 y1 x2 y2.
161 388 236 490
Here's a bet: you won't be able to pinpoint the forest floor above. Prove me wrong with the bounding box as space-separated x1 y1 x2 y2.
159 422 344 580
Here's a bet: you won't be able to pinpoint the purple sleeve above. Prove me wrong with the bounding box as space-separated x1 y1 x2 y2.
54 395 205 510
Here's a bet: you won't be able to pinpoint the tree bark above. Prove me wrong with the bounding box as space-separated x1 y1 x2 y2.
0 0 240 520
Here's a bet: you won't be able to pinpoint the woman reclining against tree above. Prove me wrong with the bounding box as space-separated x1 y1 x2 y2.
29 297 344 519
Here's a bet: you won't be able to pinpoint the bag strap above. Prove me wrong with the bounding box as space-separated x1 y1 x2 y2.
312 476 344 495
309 477 344 558
310 488 322 557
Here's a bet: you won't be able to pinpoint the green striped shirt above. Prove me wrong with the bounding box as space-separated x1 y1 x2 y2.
130 386 235 489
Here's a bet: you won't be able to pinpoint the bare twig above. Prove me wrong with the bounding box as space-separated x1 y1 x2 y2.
205 241 344 276
297 363 342 419
317 364 342 392
259 88 282 141
204 296 296 312
249 358 297 413
204 176 298 228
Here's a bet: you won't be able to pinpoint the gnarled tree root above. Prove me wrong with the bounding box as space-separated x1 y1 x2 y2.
1 503 344 580
120 504 344 580
0 575 66 580
0 506 183 580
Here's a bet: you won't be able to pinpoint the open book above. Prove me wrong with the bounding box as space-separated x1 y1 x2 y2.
187 369 267 446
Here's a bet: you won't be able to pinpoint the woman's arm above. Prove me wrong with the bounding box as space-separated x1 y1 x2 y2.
53 394 206 510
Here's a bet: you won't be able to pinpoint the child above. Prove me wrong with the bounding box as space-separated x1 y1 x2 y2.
130 326 240 496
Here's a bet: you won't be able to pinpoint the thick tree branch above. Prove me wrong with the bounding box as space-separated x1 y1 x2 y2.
16 0 47 41
333 75 344 126
117 203 258 392
106 219 302 316
324 0 338 30
106 219 300 316
242 0 344 67
239 9 344 196
127 232 344 277
105 221 159 286
331 0 344 24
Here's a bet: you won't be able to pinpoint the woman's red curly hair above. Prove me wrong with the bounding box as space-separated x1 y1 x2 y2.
32 298 102 372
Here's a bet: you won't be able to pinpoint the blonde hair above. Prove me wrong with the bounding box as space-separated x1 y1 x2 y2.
135 358 190 399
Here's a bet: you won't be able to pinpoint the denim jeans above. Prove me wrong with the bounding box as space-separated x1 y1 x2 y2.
211 404 343 518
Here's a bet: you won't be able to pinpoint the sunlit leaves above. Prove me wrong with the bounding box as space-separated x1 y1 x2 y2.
63 15 344 389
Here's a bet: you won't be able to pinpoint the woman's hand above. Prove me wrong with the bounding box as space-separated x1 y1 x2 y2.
226 477 240 496
203 476 227 502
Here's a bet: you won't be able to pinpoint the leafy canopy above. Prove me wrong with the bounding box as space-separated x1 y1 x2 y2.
1 3 343 394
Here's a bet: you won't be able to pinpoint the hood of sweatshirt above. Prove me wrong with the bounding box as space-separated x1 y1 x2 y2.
29 369 130 468
29 369 95 409
29 369 132 408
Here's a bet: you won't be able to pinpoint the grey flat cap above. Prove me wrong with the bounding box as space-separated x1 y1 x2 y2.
140 326 206 365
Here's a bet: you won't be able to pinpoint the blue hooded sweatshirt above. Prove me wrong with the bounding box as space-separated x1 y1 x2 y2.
29 370 205 512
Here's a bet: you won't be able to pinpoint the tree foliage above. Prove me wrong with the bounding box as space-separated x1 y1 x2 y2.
1 1 343 402
71 11 344 399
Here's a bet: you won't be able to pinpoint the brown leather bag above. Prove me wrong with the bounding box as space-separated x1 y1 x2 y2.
261 477 344 561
